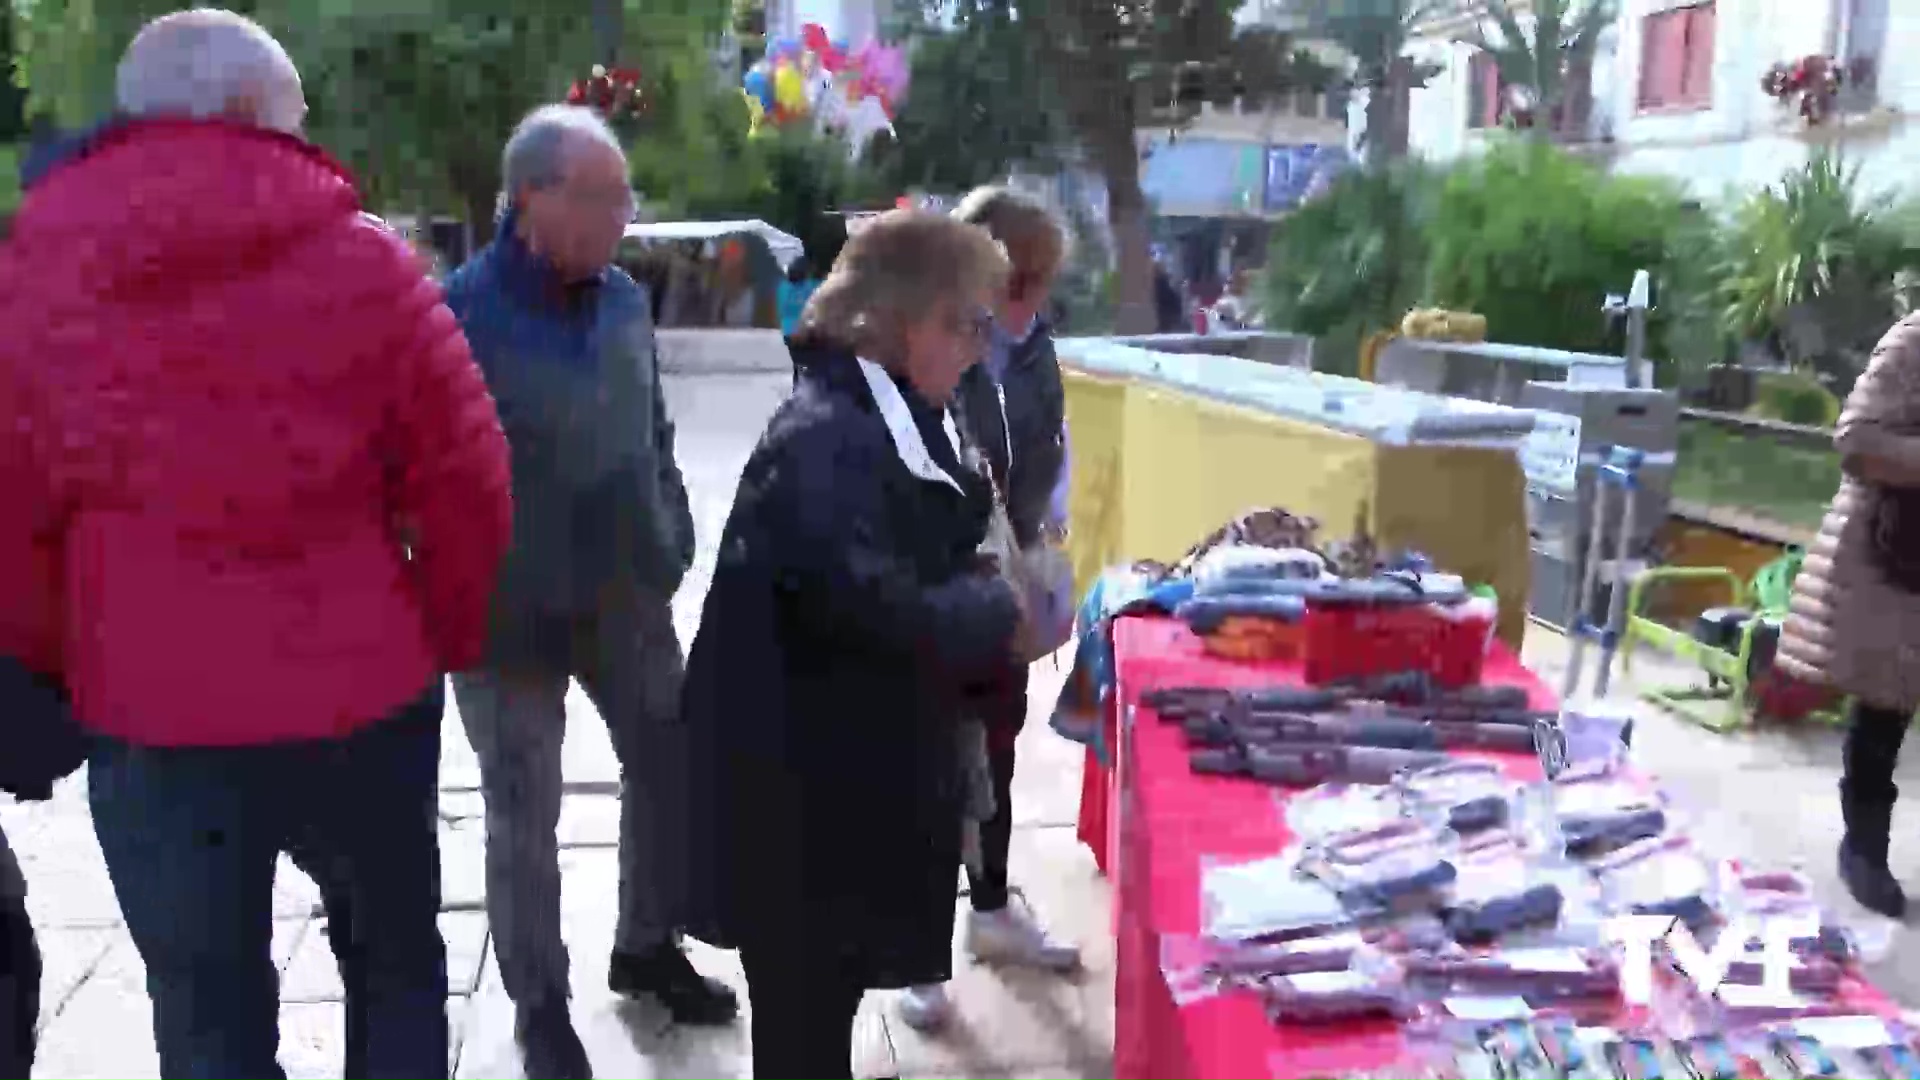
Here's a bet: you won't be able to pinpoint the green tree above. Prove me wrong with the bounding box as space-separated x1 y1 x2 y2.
1462 0 1613 138
1260 159 1439 373
1424 138 1717 380
1025 0 1335 333
1287 0 1443 168
12 0 737 243
1719 151 1920 383
877 0 1068 195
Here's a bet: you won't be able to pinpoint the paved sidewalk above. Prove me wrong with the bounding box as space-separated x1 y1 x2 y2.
13 368 1920 1077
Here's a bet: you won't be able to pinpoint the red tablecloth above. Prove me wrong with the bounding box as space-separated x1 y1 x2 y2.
1084 615 1555 1080
1082 616 1902 1079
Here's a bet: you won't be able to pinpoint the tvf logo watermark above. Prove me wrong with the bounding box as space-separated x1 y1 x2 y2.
1607 913 1821 1008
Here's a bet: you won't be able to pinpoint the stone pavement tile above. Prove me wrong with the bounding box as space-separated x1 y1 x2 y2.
279 1001 346 1080
559 683 623 788
1011 722 1091 829
275 856 325 919
278 995 470 1080
886 827 1112 1079
282 911 489 1004
14 807 123 930
440 818 489 912
33 925 115 1030
34 935 160 1078
438 788 487 824
443 910 492 996
557 793 622 849
440 697 483 792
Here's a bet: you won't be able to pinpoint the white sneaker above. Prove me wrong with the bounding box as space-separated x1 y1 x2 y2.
897 983 952 1033
964 903 1082 972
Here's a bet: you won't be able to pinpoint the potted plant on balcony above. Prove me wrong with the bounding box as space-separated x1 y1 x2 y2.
1761 55 1844 125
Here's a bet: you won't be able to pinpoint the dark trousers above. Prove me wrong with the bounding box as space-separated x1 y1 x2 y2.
1843 699 1911 805
88 685 449 1080
965 738 1018 912
0 825 38 1078
739 946 863 1079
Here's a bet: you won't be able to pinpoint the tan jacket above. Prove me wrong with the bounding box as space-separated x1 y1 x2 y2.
1778 314 1920 711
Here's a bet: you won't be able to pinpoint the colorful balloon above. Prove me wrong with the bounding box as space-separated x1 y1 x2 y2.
863 43 909 101
773 63 809 115
742 69 771 107
768 36 800 61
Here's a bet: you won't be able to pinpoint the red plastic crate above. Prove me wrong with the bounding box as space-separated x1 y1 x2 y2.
1301 602 1493 687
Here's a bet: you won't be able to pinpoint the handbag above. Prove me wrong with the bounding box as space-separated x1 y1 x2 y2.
0 657 87 802
1869 485 1920 593
977 386 1075 663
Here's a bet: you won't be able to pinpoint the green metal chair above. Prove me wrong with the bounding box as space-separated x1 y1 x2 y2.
1618 548 1819 733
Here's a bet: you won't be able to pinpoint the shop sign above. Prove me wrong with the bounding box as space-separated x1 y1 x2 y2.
1607 912 1819 1008
1264 144 1351 212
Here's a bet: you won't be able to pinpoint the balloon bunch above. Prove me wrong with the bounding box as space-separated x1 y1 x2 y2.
567 64 644 120
740 22 909 139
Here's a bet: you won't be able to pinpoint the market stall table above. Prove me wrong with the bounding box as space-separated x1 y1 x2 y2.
1080 615 1903 1079
1083 615 1555 1080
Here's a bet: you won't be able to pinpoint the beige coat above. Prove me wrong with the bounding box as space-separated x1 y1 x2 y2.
1779 314 1920 711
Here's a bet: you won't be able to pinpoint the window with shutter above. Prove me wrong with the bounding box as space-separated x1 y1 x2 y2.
1638 2 1714 110
1467 51 1501 128
1678 3 1715 106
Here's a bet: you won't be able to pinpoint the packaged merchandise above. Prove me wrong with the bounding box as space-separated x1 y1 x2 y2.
1401 947 1620 1005
1721 863 1887 965
1672 1034 1769 1080
1592 836 1717 927
1201 854 1351 941
1285 782 1405 843
1161 929 1368 1005
1262 966 1417 1024
1604 1035 1693 1079
1551 772 1670 858
1398 760 1518 835
1767 1031 1844 1078
1854 1041 1920 1079
1192 544 1328 592
1301 821 1458 912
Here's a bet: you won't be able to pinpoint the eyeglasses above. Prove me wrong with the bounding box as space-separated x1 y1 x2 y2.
949 306 993 341
565 184 638 219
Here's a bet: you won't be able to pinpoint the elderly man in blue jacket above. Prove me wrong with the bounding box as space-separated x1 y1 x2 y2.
444 104 734 1080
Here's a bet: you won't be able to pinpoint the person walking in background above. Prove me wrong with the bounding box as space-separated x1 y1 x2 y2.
778 255 819 335
1153 260 1184 334
1779 311 1920 919
0 9 513 1077
678 210 1030 1079
896 187 1082 1034
443 104 734 1080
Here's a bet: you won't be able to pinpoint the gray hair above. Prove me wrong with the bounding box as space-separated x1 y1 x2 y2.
115 8 304 133
501 105 625 204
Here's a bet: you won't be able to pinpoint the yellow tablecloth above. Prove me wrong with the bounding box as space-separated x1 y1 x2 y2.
1064 369 1532 649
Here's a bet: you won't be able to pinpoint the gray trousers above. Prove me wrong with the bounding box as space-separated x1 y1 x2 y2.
452 595 687 1007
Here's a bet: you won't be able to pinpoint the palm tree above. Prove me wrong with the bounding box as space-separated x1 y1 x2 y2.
1294 0 1446 168
1465 0 1615 140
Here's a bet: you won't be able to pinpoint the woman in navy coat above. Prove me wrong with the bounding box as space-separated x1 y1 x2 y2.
679 210 1025 1078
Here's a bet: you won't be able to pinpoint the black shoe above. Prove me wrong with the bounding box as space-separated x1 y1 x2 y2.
1839 785 1906 918
608 942 740 1026
515 999 592 1080
1839 837 1907 918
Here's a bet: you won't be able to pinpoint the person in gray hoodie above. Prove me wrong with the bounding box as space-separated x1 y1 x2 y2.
443 105 733 1080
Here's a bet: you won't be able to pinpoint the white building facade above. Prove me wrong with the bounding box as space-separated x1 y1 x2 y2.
1400 0 1911 201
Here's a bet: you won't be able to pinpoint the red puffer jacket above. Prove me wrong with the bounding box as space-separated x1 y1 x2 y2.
0 119 512 746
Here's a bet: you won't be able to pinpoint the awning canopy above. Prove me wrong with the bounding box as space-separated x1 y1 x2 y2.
622 219 805 270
